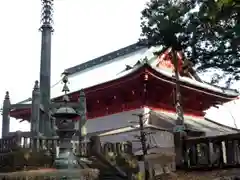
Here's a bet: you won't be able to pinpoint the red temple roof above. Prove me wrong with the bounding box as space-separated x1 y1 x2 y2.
9 45 239 121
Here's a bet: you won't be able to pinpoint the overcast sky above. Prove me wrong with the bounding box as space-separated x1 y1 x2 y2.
0 0 239 134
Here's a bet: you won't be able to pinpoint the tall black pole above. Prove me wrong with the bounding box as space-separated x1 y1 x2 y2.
39 0 54 136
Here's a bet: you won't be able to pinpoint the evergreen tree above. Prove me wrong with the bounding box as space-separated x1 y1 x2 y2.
140 0 240 87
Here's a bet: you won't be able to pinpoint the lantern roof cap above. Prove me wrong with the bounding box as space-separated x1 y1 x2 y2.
53 106 78 119
53 71 79 119
55 106 76 114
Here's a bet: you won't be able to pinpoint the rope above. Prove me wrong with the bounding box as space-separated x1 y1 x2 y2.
51 79 62 89
13 79 62 105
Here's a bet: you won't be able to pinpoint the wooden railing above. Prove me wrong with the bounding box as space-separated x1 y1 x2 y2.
183 133 240 170
6 131 240 171
0 132 132 156
0 131 133 174
0 132 90 172
0 134 59 153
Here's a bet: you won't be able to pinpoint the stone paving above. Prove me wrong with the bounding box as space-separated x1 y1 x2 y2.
154 169 240 179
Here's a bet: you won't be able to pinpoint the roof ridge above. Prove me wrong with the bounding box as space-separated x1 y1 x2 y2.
65 42 147 76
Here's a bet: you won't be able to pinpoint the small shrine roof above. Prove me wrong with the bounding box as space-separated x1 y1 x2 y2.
81 109 238 138
150 110 239 136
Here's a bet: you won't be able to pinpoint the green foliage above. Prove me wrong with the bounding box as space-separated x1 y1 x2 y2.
0 148 53 172
140 0 240 86
105 152 139 174
140 0 197 51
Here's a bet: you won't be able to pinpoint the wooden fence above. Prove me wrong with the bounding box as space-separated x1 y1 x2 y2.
183 133 240 170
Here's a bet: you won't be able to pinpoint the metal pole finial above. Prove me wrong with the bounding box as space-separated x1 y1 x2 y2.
2 91 10 137
40 0 54 31
61 71 70 102
33 80 39 90
4 91 9 100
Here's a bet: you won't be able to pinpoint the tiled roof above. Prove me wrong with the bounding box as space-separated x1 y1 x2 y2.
150 110 239 136
56 43 239 99
150 64 239 97
65 42 146 76
51 46 149 98
63 42 238 97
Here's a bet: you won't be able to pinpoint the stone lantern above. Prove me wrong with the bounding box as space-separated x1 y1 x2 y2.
50 72 99 180
52 71 79 169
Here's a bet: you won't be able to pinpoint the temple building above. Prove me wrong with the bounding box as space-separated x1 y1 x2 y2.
5 42 240 173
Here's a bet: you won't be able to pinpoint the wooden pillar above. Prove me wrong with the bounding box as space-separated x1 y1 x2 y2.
235 140 240 164
219 141 224 167
208 141 213 166
211 141 223 167
190 143 198 166
89 135 101 155
31 81 40 149
174 131 186 168
2 91 11 138
226 140 235 165
233 140 239 164
197 142 210 165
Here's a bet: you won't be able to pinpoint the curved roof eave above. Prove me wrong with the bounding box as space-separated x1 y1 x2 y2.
144 54 239 99
55 62 238 100
52 62 147 100
15 60 239 105
149 64 239 99
151 109 239 134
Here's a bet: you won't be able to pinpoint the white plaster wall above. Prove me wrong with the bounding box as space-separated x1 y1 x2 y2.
99 128 174 155
75 108 146 134
98 128 175 176
205 130 233 137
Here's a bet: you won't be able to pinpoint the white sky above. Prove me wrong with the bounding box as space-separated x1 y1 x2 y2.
0 0 239 135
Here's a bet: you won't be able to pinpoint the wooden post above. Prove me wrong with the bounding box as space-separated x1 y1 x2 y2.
31 81 40 149
226 140 235 165
174 132 186 168
2 91 11 138
89 135 101 155
138 114 150 180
